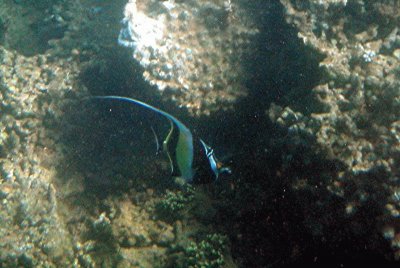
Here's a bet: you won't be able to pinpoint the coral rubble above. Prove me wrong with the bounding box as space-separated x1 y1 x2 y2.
119 0 258 115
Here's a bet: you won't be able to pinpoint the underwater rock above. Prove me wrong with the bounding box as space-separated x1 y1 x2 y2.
0 46 77 266
119 0 258 115
274 0 400 259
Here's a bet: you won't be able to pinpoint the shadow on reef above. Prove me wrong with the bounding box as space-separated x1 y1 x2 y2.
55 1 325 267
55 47 239 267
57 47 181 199
52 0 394 266
194 1 391 267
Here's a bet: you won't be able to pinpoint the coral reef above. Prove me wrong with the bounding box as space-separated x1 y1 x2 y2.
177 233 227 268
108 189 231 268
0 0 234 267
119 0 259 115
0 46 77 266
155 185 195 221
271 0 400 259
3 0 400 265
0 0 68 55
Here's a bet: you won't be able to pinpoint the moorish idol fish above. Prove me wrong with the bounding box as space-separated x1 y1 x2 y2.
92 96 231 183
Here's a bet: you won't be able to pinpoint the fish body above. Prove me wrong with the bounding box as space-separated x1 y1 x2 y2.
92 96 230 183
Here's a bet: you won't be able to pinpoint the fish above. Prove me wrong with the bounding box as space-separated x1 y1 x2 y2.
92 96 231 183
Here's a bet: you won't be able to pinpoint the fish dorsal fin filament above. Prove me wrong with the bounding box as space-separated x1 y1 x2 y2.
162 119 175 174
